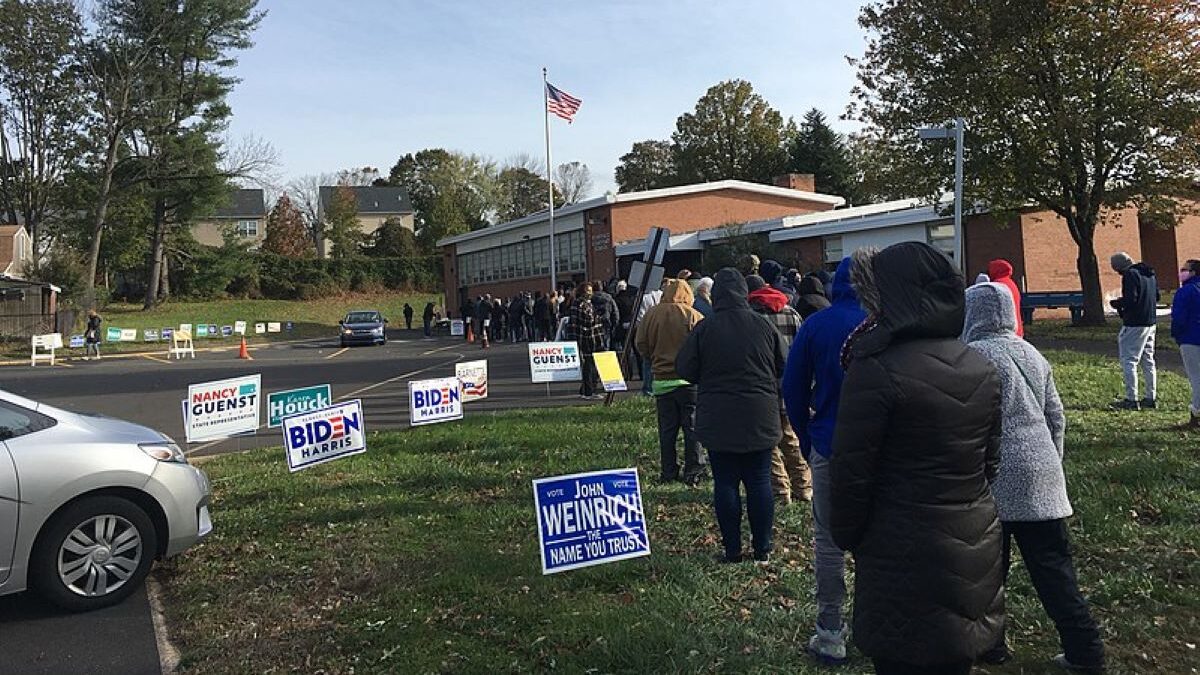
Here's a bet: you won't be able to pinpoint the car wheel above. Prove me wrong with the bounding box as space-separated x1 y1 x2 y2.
30 495 157 612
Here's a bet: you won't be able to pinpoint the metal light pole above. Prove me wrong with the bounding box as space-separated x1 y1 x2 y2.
918 117 966 270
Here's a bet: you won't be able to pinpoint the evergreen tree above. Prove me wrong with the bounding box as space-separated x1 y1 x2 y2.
788 109 862 203
324 185 364 258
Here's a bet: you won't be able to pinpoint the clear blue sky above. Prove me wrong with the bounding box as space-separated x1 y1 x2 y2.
226 1 868 197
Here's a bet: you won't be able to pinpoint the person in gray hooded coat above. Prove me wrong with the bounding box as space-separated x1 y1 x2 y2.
963 282 1105 674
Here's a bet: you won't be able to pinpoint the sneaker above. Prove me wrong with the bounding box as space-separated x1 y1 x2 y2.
1052 653 1105 673
1109 399 1139 411
715 552 743 564
1139 398 1157 410
752 550 770 564
806 623 849 665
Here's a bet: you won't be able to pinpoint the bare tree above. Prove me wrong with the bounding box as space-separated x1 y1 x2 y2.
553 161 593 204
504 152 544 175
286 172 337 252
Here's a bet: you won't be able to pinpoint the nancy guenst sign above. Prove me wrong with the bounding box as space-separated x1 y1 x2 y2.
528 342 582 383
533 468 650 574
267 384 333 428
408 376 463 426
283 399 366 472
185 374 261 442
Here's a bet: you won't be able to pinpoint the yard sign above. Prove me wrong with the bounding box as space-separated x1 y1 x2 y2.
528 342 582 383
283 399 366 472
408 376 463 426
532 468 650 574
185 374 261 442
456 360 488 402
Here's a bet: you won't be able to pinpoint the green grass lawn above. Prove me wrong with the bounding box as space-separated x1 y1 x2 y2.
1025 316 1176 351
1 292 443 358
158 350 1199 674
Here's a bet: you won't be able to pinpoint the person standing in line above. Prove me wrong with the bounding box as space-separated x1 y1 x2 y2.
532 291 549 341
507 295 523 342
1109 252 1159 410
832 243 1004 675
793 275 831 320
568 284 604 399
760 259 797 304
84 309 103 360
965 282 1106 673
402 303 414 330
421 302 435 338
676 268 786 563
636 279 706 484
613 280 635 353
490 297 505 342
591 280 619 351
693 276 714 318
1172 259 1200 428
746 274 811 505
635 283 664 395
987 259 1024 336
781 256 865 665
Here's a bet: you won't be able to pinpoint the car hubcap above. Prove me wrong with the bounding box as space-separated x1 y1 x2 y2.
58 515 142 597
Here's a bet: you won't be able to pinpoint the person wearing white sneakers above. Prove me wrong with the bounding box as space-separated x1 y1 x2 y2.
83 309 103 360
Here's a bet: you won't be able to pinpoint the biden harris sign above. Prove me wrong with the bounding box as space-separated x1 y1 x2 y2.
532 468 650 574
282 399 366 472
408 376 463 426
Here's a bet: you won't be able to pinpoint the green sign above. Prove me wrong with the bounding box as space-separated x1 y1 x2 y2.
196 324 209 337
106 327 121 342
267 384 333 428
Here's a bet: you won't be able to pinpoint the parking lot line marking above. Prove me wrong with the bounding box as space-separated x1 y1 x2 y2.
422 344 462 355
55 361 73 368
325 347 349 360
337 355 464 400
141 354 171 364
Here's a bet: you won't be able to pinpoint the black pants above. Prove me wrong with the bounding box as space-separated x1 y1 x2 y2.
655 385 704 480
708 449 773 559
579 353 596 397
872 659 971 675
404 316 412 330
991 519 1105 668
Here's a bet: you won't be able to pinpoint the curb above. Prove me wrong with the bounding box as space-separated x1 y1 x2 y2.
146 575 181 674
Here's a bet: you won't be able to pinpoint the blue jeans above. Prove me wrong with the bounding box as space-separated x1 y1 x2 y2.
708 449 774 559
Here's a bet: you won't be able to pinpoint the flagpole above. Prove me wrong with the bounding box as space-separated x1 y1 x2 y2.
543 67 557 295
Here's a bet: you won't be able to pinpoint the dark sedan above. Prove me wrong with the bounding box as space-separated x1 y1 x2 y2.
339 310 388 346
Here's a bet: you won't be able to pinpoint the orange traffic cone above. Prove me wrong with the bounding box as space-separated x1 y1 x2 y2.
466 324 475 343
238 336 251 359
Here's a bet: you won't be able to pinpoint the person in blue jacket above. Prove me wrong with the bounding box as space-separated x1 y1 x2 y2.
781 256 866 664
1171 258 1200 428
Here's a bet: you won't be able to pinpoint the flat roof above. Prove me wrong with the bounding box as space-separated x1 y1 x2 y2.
436 179 846 247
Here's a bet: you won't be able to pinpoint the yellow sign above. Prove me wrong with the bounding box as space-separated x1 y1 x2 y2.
593 351 627 392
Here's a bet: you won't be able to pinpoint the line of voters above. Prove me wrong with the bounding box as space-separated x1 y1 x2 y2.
631 241 1175 675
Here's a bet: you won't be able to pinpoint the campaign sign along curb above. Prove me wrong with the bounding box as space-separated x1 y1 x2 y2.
450 319 465 336
267 384 333 428
456 360 488 402
120 328 137 341
593 351 627 392
69 335 85 348
533 468 650 574
408 376 463 426
528 342 582 383
105 327 121 342
234 320 247 335
283 399 366 472
185 374 261 443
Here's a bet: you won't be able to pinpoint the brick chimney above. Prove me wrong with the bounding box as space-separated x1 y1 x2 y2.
773 173 816 193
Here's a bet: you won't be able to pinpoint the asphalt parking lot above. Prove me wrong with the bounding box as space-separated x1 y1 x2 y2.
0 329 614 674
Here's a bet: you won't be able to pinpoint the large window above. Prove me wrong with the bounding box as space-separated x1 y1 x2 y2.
927 223 956 262
236 220 259 237
822 236 843 264
456 230 586 286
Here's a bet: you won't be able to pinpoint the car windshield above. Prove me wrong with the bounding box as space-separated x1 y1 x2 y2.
345 312 380 323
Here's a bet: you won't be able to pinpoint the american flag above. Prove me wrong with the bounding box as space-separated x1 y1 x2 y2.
546 82 582 123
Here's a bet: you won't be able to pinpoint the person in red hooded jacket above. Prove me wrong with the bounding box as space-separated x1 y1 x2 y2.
988 259 1024 337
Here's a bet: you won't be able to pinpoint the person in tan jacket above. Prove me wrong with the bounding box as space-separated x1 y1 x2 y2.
636 279 707 484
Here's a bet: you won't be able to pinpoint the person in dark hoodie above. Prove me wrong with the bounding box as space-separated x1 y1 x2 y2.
747 274 811 505
833 242 1004 675
422 302 435 338
759 259 797 303
781 256 865 665
987 259 1024 337
793 275 832 319
677 268 786 563
1110 252 1159 410
591 280 620 350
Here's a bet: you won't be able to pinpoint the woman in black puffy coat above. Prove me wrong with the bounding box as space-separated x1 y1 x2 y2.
831 242 1004 675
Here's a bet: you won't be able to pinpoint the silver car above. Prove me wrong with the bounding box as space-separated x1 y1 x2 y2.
0 389 211 611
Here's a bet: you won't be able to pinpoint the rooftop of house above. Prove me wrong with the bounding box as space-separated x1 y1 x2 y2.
319 185 414 215
210 188 267 219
